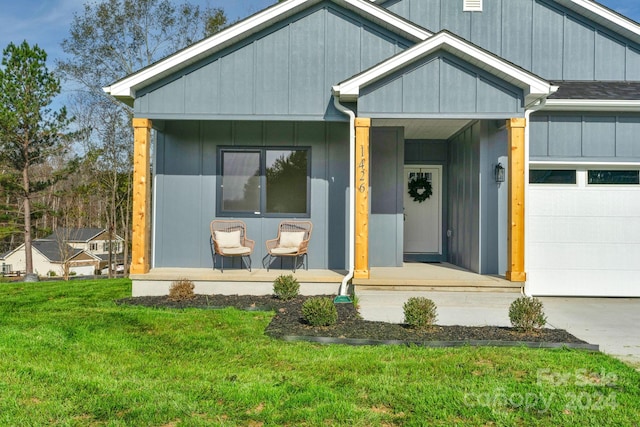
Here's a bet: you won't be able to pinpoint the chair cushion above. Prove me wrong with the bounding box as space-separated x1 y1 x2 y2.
214 230 241 248
220 246 251 255
279 231 305 248
271 247 299 255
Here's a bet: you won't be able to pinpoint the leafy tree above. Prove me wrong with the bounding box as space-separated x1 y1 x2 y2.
0 41 74 274
58 0 227 276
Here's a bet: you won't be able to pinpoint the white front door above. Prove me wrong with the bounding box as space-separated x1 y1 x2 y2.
403 166 442 254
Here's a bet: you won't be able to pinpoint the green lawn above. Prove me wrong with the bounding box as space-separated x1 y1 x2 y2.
1 279 639 426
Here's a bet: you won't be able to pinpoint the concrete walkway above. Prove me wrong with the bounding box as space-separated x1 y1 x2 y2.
357 290 640 366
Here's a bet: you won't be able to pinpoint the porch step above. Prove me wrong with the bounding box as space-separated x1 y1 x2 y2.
355 282 522 293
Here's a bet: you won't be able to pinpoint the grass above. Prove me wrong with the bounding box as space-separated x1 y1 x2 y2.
0 279 639 426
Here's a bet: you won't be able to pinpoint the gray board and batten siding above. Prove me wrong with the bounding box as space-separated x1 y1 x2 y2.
358 51 525 118
370 127 405 267
447 122 482 274
134 2 413 121
153 120 350 270
382 0 640 81
530 114 640 161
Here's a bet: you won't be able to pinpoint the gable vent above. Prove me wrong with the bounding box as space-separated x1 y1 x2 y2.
463 0 482 12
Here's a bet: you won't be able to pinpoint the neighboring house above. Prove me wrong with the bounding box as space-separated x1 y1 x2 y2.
44 228 125 271
105 0 640 297
1 240 101 277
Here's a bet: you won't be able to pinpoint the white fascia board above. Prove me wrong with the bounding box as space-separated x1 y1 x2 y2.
564 0 640 39
530 160 640 167
73 250 102 262
104 0 430 100
1 244 24 259
334 32 553 102
544 99 640 112
340 0 431 40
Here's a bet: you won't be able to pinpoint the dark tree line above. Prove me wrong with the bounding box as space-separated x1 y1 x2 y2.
0 0 237 275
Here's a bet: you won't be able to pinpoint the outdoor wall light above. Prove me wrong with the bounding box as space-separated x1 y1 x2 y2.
494 163 505 183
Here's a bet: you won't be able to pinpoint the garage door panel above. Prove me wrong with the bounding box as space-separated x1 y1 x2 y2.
529 216 640 244
530 188 640 216
529 242 640 270
528 183 640 296
527 269 640 297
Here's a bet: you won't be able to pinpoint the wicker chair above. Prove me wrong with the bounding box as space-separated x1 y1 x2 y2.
265 221 313 272
210 220 255 272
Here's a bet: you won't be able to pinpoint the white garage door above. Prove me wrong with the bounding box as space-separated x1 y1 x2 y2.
527 169 640 296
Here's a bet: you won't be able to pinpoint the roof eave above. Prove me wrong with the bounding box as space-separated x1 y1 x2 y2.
558 0 640 44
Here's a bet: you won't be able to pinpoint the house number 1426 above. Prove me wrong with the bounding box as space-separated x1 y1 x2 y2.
358 144 366 193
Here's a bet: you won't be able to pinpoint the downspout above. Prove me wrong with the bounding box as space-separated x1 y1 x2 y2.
522 92 555 296
333 94 356 299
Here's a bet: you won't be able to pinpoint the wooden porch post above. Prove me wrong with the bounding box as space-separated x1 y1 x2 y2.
131 118 152 275
354 118 371 279
506 118 527 282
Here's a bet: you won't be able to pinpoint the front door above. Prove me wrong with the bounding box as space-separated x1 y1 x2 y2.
403 166 442 258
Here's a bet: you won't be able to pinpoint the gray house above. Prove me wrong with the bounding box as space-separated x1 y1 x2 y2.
106 0 640 297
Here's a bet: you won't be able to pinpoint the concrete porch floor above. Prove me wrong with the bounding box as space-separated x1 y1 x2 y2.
356 262 522 293
130 262 520 296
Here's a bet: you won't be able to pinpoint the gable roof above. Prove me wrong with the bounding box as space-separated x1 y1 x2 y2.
1 240 102 264
103 0 432 104
32 240 85 263
333 31 557 107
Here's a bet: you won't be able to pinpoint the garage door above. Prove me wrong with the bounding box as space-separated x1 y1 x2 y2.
527 168 640 296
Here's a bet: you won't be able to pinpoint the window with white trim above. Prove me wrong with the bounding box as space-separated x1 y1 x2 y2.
218 148 310 217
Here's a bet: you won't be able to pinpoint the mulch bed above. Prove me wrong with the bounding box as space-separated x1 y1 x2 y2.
117 294 594 348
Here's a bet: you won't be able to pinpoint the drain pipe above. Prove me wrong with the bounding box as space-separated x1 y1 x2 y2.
333 93 356 301
522 92 555 297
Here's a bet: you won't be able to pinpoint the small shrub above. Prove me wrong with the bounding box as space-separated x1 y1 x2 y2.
47 271 57 277
403 297 437 330
273 274 300 300
509 296 547 331
301 297 338 326
168 278 195 301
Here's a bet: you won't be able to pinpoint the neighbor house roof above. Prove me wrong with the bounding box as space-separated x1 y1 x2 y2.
103 0 432 104
1 240 101 264
32 240 86 263
44 228 106 243
333 30 557 107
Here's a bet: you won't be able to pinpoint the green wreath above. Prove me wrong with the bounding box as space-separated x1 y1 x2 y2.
408 176 432 203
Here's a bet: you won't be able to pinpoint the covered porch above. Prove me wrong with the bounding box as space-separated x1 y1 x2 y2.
124 32 556 296
129 262 520 297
